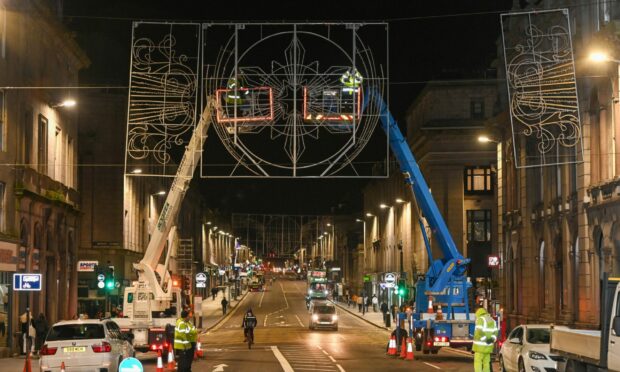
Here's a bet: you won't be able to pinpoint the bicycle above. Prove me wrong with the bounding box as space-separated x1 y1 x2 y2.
246 328 254 349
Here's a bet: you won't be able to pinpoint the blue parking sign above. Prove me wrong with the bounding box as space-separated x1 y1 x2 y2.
13 273 42 291
118 357 143 372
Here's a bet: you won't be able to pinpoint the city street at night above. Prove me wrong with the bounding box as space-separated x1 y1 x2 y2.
1 1 619 371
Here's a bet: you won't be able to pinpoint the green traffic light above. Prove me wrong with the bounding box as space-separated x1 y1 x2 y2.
106 280 114 289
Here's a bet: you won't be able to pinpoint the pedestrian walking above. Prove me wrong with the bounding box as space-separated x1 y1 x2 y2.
345 289 350 307
372 295 378 312
473 307 498 372
221 297 229 315
33 313 48 354
174 310 197 372
365 295 371 313
356 295 363 312
211 287 218 301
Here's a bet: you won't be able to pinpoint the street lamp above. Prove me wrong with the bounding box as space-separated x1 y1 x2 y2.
395 198 405 204
478 135 499 144
379 203 390 209
589 51 620 63
366 212 374 217
51 99 77 108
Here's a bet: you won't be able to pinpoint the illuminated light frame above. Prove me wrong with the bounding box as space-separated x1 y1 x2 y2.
215 86 274 124
302 86 362 123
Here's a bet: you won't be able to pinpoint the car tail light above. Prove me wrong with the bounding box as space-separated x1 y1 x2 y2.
40 344 57 356
92 341 112 353
434 337 439 342
441 337 448 342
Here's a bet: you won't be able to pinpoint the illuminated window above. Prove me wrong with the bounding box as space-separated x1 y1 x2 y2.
466 209 491 242
464 167 492 193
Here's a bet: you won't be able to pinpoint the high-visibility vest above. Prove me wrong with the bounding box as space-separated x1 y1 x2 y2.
225 78 249 104
174 318 197 350
472 310 498 353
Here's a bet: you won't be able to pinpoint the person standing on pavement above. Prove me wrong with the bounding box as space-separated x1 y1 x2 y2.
371 295 378 312
380 301 389 324
473 307 498 372
365 295 371 313
174 310 197 372
221 297 229 315
33 313 48 355
211 287 218 300
356 295 363 312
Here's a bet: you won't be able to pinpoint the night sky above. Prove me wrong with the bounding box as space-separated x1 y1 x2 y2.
62 0 512 215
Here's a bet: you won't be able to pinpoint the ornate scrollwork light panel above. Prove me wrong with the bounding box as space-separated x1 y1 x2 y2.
501 9 583 168
124 22 388 178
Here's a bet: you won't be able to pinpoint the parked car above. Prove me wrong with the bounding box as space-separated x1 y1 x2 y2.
499 324 565 372
39 318 134 372
309 302 338 331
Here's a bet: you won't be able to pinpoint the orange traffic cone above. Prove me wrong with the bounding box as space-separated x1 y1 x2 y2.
427 296 434 314
167 344 176 370
22 353 32 372
195 341 204 358
387 335 397 356
405 337 415 360
156 349 164 372
60 362 66 372
436 304 443 320
399 338 407 358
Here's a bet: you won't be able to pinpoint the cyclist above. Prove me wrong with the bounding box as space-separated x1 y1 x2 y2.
242 308 258 343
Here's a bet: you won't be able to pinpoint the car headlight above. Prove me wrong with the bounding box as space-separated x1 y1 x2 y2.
324 290 328 295
308 289 313 294
332 315 338 321
529 351 548 360
312 314 319 321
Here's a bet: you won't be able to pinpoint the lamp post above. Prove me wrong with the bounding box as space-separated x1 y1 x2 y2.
356 218 366 288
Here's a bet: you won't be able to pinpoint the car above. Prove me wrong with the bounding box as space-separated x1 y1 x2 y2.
39 318 134 372
309 302 338 331
499 324 566 372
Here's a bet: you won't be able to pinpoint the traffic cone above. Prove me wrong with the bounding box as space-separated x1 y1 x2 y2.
22 352 32 372
405 337 415 360
399 338 407 358
167 344 176 370
156 349 164 372
60 362 66 372
387 335 397 356
195 341 204 358
436 304 443 320
427 296 434 314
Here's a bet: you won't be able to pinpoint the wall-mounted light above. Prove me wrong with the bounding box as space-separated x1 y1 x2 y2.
395 198 405 204
379 203 390 209
131 168 143 174
51 99 77 109
366 212 374 217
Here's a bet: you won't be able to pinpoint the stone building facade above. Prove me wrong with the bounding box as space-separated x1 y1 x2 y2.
496 0 620 328
0 0 89 356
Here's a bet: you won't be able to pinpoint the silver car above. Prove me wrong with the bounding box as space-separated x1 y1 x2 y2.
309 303 338 331
39 319 134 372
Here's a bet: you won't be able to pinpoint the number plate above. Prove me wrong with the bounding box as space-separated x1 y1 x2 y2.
63 346 86 353
433 342 450 347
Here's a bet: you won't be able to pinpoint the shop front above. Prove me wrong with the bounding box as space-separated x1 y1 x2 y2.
0 241 18 357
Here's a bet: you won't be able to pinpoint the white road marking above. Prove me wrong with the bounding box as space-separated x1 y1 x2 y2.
259 290 265 308
271 346 294 372
336 365 346 372
264 283 291 326
295 315 304 327
423 362 442 370
328 356 336 363
321 349 329 356
280 282 289 308
316 345 323 350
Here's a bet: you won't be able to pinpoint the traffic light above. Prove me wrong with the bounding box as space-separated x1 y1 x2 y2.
105 266 115 290
397 280 408 298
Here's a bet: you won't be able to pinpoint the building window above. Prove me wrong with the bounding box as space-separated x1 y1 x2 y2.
466 209 491 242
464 167 492 193
470 99 484 119
0 5 5 59
38 115 48 174
0 182 5 231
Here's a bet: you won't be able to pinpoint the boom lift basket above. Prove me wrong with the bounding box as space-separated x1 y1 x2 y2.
215 86 274 133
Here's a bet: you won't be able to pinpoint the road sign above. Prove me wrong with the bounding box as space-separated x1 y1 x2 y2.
196 272 207 282
97 281 105 289
385 273 396 284
97 274 105 282
118 357 143 372
13 273 42 291
488 255 500 268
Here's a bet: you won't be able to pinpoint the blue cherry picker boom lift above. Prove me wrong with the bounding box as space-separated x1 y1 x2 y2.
364 87 475 354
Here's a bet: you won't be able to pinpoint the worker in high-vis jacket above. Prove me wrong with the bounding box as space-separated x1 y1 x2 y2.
174 310 197 372
473 307 498 372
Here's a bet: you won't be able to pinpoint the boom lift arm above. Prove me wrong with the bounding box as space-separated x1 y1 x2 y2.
132 98 215 301
363 88 470 293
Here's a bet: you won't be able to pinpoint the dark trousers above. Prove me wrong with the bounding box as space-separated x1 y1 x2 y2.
176 349 193 372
